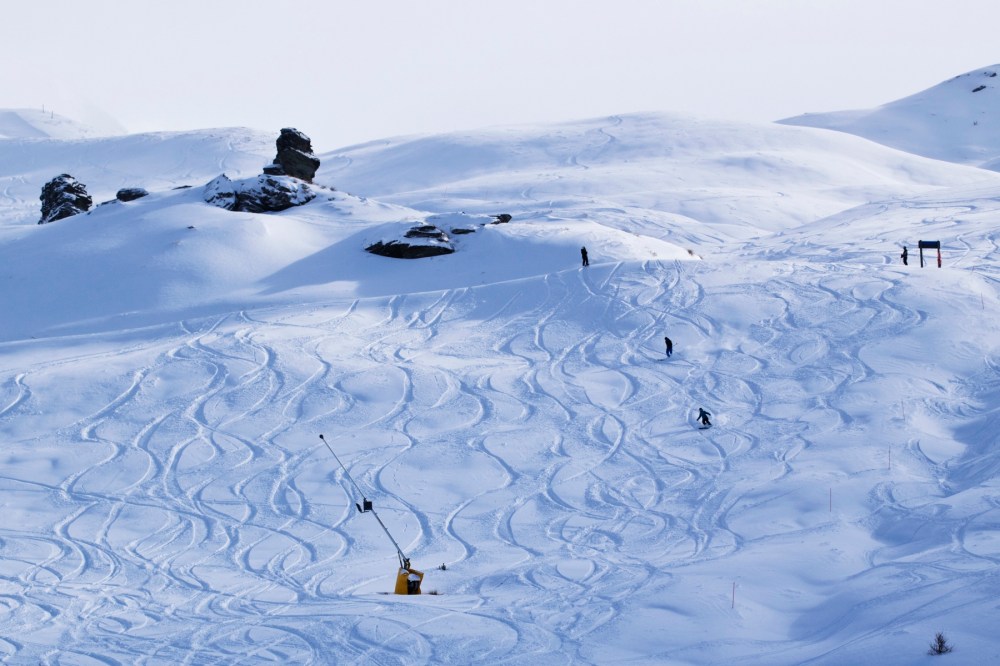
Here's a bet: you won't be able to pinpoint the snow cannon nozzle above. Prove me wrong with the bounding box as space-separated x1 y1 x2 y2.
318 432 418 593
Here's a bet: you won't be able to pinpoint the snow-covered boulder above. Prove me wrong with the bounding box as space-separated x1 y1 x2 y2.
38 174 93 224
239 174 318 213
116 187 148 202
204 174 238 210
366 224 455 259
203 173 318 213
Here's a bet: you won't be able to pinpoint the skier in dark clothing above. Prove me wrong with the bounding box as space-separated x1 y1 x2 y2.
664 336 673 357
581 246 589 266
697 407 712 427
901 246 908 265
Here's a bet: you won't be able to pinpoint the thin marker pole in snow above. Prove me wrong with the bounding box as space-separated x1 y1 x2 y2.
731 582 736 609
319 433 366 498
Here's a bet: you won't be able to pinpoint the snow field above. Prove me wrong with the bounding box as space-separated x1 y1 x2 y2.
1 102 1000 662
2 242 998 663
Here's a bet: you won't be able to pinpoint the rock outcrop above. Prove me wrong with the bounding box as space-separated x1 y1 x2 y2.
203 128 324 214
203 173 317 213
38 174 92 224
116 187 148 202
204 175 238 210
364 212 513 259
366 225 455 259
264 128 320 182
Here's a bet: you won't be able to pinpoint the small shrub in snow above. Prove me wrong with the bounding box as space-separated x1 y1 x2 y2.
927 632 953 655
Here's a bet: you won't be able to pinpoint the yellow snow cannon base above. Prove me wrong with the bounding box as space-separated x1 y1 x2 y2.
394 566 424 595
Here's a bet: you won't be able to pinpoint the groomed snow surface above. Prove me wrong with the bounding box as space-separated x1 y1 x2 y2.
1 95 1000 664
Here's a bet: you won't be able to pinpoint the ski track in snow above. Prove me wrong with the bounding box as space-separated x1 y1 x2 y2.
0 254 996 664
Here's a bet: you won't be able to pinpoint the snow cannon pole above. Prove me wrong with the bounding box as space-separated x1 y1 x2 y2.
318 434 410 570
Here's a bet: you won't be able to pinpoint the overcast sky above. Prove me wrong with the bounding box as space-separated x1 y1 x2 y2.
2 0 998 151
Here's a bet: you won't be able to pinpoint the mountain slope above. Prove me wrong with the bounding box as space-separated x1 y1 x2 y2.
6 113 998 341
320 112 998 241
779 65 1000 170
0 108 120 141
0 127 275 227
1 106 1000 664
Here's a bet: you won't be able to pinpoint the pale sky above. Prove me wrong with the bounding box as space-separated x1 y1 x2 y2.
2 0 997 151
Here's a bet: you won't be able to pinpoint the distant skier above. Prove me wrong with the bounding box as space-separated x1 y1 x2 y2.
901 246 908 266
581 246 589 267
696 407 712 428
664 336 673 357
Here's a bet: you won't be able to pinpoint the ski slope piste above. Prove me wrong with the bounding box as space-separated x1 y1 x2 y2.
1 68 1000 664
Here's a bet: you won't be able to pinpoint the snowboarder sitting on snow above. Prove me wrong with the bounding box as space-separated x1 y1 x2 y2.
581 246 589 267
697 407 712 427
664 336 673 357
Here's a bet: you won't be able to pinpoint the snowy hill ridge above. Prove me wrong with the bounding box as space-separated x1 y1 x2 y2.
0 127 276 227
0 108 123 140
1 74 1000 663
4 112 996 341
780 65 1000 170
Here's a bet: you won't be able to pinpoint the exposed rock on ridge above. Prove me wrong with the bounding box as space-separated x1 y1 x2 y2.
38 174 92 224
203 174 317 213
204 127 323 213
263 128 320 182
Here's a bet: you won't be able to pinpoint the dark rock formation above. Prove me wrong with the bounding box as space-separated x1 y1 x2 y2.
38 174 92 224
492 213 512 224
204 174 238 211
366 224 455 259
236 175 317 213
203 174 317 213
116 187 149 202
268 128 320 182
366 240 455 259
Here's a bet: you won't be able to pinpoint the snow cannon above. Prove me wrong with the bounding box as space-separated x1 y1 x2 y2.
394 561 424 595
319 434 424 595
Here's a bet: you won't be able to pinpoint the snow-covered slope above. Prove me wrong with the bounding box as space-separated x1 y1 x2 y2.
6 112 996 341
0 127 275 227
0 108 119 141
320 112 995 240
780 65 1000 170
1 105 1000 664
